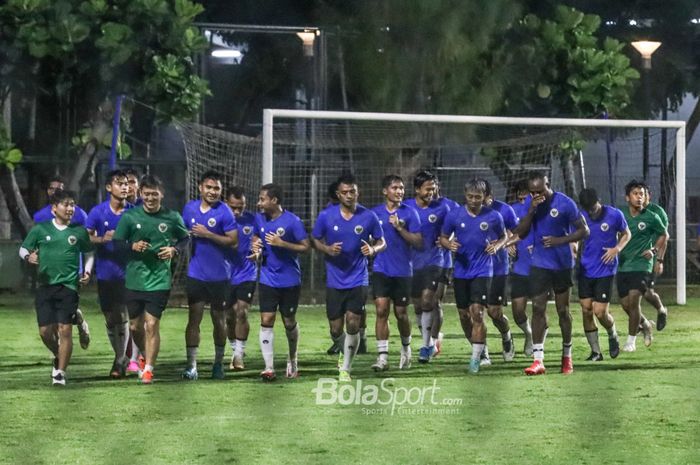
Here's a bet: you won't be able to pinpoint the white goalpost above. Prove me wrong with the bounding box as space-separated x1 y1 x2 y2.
261 109 687 305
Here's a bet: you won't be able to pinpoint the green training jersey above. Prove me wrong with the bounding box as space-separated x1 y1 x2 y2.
21 221 93 291
619 207 666 273
113 206 188 291
645 202 669 229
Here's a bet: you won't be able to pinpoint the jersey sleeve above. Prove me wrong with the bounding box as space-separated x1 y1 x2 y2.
290 215 308 243
565 197 583 227
85 206 100 231
312 210 328 239
21 227 39 251
502 204 518 230
649 212 666 237
615 209 628 232
171 212 189 240
441 211 455 236
73 207 88 226
493 211 506 237
78 227 95 253
221 206 237 233
369 211 383 239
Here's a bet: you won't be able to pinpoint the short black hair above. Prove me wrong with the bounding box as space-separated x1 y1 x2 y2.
479 178 492 197
527 171 547 183
514 179 529 194
105 169 126 185
47 175 65 187
382 174 403 189
578 188 599 210
260 183 283 204
624 179 647 196
336 172 357 187
227 186 246 200
124 168 139 178
413 170 437 190
49 189 75 205
464 178 488 194
199 170 222 185
140 175 164 192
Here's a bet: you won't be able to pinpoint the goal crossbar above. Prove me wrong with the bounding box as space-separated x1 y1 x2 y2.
262 109 687 304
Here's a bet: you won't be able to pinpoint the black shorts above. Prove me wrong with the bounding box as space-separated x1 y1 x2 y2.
35 285 79 327
97 279 126 313
578 275 614 303
411 266 441 298
372 272 411 306
617 272 651 298
488 274 508 306
438 267 452 285
126 289 170 320
186 277 228 307
258 283 300 318
510 273 530 300
529 266 573 296
326 286 368 320
453 277 490 308
226 281 257 307
647 272 657 289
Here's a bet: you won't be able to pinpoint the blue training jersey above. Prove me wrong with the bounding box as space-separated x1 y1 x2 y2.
34 204 88 226
441 206 505 279
228 211 258 285
312 203 384 289
183 200 237 282
580 205 628 278
86 200 133 281
510 199 533 276
404 198 448 270
531 192 581 270
257 210 307 288
490 200 518 276
371 202 421 278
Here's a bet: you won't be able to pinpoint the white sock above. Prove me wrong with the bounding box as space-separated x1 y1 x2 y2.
517 318 532 337
130 339 141 362
285 324 299 360
585 330 601 354
342 332 360 371
186 346 198 370
533 343 544 361
260 326 275 371
214 345 225 364
626 334 637 346
400 335 412 347
420 312 433 347
234 339 246 358
377 339 389 362
562 342 573 358
228 338 236 352
471 343 484 361
482 345 490 359
144 364 154 373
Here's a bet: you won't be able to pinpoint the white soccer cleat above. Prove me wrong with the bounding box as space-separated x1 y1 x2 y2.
524 334 534 357
286 358 299 378
503 337 515 362
399 346 412 370
371 357 389 372
52 371 66 386
641 320 654 347
622 342 636 352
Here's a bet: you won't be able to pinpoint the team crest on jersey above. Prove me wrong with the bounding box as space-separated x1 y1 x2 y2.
428 214 438 223
600 223 610 232
276 227 285 236
354 225 364 235
638 222 647 231
479 222 488 231
242 226 253 235
158 223 168 233
550 208 559 218
67 235 77 245
207 218 217 227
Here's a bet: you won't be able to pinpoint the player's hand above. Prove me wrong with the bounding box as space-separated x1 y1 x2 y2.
507 244 517 257
601 246 619 264
79 271 91 286
388 214 404 231
132 240 150 253
27 251 39 265
190 224 211 238
541 236 561 248
447 239 460 252
361 239 375 257
326 242 343 256
641 249 654 260
654 261 664 275
157 246 176 260
265 231 284 247
485 240 500 255
529 194 546 211
103 230 115 242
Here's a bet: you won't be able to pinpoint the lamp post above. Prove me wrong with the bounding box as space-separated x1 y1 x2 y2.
632 41 661 179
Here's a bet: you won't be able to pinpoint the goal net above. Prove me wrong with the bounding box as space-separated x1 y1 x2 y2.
181 111 687 304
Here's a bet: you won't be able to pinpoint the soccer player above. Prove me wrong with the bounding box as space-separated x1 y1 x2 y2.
370 175 422 371
404 170 450 363
440 179 507 373
617 180 668 352
433 185 459 357
224 187 258 371
312 173 385 381
85 169 132 378
33 176 88 226
577 188 630 361
113 175 189 384
181 171 238 380
509 181 534 356
641 186 669 330
251 183 310 381
124 168 143 206
512 171 589 375
483 180 518 362
20 190 94 385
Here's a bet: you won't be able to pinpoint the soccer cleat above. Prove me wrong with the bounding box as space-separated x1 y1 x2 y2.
399 346 412 370
434 332 444 357
357 337 368 354
181 367 199 380
468 358 480 374
371 357 389 372
260 369 276 382
479 349 492 367
286 358 299 378
231 355 245 371
126 360 140 374
656 309 668 331
641 320 654 347
338 369 351 382
110 359 126 379
74 309 91 350
326 341 341 355
585 352 604 362
418 346 431 364
211 362 225 380
140 370 153 385
524 334 534 357
561 356 574 374
503 338 515 362
524 359 546 376
622 341 636 352
609 336 620 359
52 371 66 386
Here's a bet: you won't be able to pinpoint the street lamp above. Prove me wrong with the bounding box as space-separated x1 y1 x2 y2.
631 41 661 69
632 40 661 179
296 30 318 57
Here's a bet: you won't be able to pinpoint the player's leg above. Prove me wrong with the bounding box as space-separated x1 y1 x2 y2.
98 280 129 378
580 296 602 360
208 281 229 380
53 286 79 384
510 274 533 356
372 273 391 371
418 287 437 362
644 273 668 330
229 282 253 370
340 287 368 380
142 312 160 383
591 276 619 358
258 284 278 380
183 278 206 379
36 286 59 363
454 278 473 342
358 311 368 354
279 286 301 378
326 288 347 371
393 277 413 369
431 269 449 356
526 267 550 375
487 275 513 361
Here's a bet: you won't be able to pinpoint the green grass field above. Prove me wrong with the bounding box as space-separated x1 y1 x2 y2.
0 291 698 465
